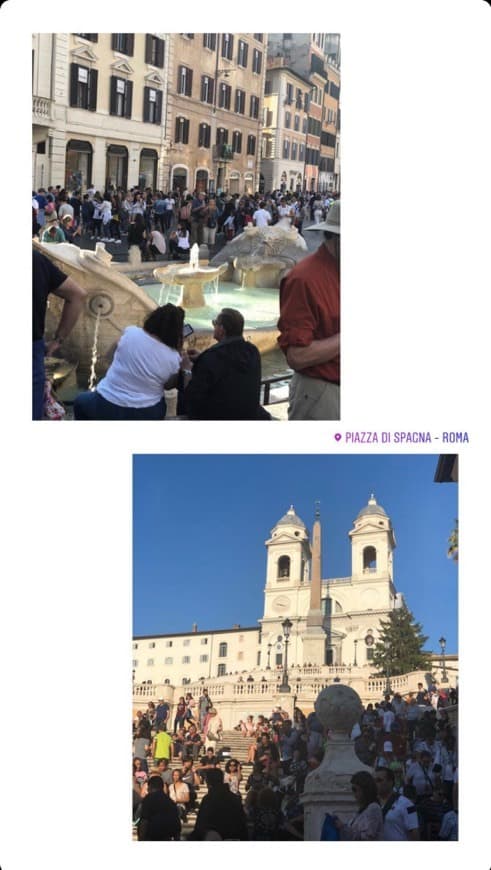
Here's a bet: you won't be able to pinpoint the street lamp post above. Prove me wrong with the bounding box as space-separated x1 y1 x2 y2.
384 640 392 695
353 639 358 667
278 618 292 693
439 636 449 683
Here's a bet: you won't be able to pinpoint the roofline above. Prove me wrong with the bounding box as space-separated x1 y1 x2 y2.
134 625 259 641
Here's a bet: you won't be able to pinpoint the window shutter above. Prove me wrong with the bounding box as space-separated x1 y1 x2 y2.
145 34 152 64
143 86 150 122
109 75 117 115
157 38 164 68
127 34 135 56
111 34 118 51
155 90 162 124
184 119 190 144
244 43 248 67
175 117 180 142
70 63 78 106
88 68 98 112
187 68 193 97
125 80 133 119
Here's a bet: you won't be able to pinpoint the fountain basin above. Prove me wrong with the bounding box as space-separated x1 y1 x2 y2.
153 261 227 308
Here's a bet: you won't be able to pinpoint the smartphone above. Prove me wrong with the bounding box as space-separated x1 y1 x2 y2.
183 323 194 338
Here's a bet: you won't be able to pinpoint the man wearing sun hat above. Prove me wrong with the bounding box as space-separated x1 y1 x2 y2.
277 199 340 420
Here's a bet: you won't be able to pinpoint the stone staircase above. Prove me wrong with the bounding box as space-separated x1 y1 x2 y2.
133 730 253 840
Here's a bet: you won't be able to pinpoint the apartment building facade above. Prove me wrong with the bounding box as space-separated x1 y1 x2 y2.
260 61 312 194
32 32 171 192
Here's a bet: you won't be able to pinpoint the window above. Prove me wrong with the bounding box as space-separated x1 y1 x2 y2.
329 81 340 100
198 123 211 148
363 547 377 572
200 637 208 645
285 83 294 104
235 89 245 114
109 76 133 118
232 130 242 153
278 555 290 578
291 141 298 160
75 34 98 42
165 641 173 647
276 653 283 666
264 80 272 95
145 34 165 68
294 114 300 131
203 33 216 51
200 654 209 663
296 88 303 109
111 34 134 55
250 95 259 119
132 643 138 649
257 651 261 666
164 656 173 665
218 82 231 110
366 648 374 661
200 75 214 104
285 111 291 129
178 65 193 97
218 642 228 657
221 33 234 60
299 143 305 161
182 656 191 664
252 48 262 74
143 87 162 124
237 39 248 68
216 127 228 146
217 663 226 676
69 63 98 111
147 658 154 666
132 659 138 667
247 134 256 156
183 639 190 646
253 33 263 42
182 33 194 39
148 642 155 648
237 651 244 661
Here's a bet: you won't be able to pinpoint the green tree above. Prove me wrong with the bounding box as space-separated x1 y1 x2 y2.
447 520 458 562
371 604 431 677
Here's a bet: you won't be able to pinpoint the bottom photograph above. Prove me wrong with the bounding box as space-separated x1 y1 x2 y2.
132 454 458 842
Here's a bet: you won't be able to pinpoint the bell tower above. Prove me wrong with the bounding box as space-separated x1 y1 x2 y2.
348 494 397 609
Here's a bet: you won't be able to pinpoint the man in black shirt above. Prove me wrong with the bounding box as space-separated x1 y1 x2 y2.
137 776 181 840
32 249 86 419
180 307 270 419
192 768 248 841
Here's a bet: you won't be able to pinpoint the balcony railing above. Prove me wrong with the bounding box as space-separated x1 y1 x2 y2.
32 95 53 123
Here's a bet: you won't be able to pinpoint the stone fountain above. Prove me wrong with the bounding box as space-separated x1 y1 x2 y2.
153 244 227 308
210 219 308 288
301 684 372 840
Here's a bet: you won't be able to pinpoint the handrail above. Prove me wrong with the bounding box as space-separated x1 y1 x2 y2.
261 371 292 405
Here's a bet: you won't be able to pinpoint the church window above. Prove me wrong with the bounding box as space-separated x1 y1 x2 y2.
325 647 334 665
219 642 228 657
217 663 226 676
278 556 290 579
363 546 377 572
276 653 283 666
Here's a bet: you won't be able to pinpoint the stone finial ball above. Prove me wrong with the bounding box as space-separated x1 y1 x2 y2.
314 684 363 733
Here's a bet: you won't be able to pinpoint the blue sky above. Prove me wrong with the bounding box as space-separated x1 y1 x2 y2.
133 454 458 654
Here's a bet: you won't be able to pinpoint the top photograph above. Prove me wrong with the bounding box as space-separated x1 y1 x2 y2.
32 32 340 421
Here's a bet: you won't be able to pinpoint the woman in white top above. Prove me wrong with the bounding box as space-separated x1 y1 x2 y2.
73 303 185 420
335 771 384 840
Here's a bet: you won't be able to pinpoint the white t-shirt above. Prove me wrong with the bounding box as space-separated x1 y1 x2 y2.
406 761 436 796
150 231 166 254
253 208 271 227
383 709 395 732
383 795 420 840
97 326 181 407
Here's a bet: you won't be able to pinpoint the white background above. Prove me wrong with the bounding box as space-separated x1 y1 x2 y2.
1 0 489 866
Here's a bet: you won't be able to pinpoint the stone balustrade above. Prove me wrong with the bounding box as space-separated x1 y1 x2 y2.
32 95 53 122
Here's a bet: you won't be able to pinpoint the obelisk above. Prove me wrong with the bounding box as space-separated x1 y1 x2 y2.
303 502 327 665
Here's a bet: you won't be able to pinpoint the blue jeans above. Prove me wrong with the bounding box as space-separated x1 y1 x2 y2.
32 339 45 420
73 390 166 420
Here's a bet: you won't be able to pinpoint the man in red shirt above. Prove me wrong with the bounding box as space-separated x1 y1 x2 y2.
277 200 340 419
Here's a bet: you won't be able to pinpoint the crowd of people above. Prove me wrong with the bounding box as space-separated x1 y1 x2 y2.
131 683 458 841
32 183 338 257
32 182 340 421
